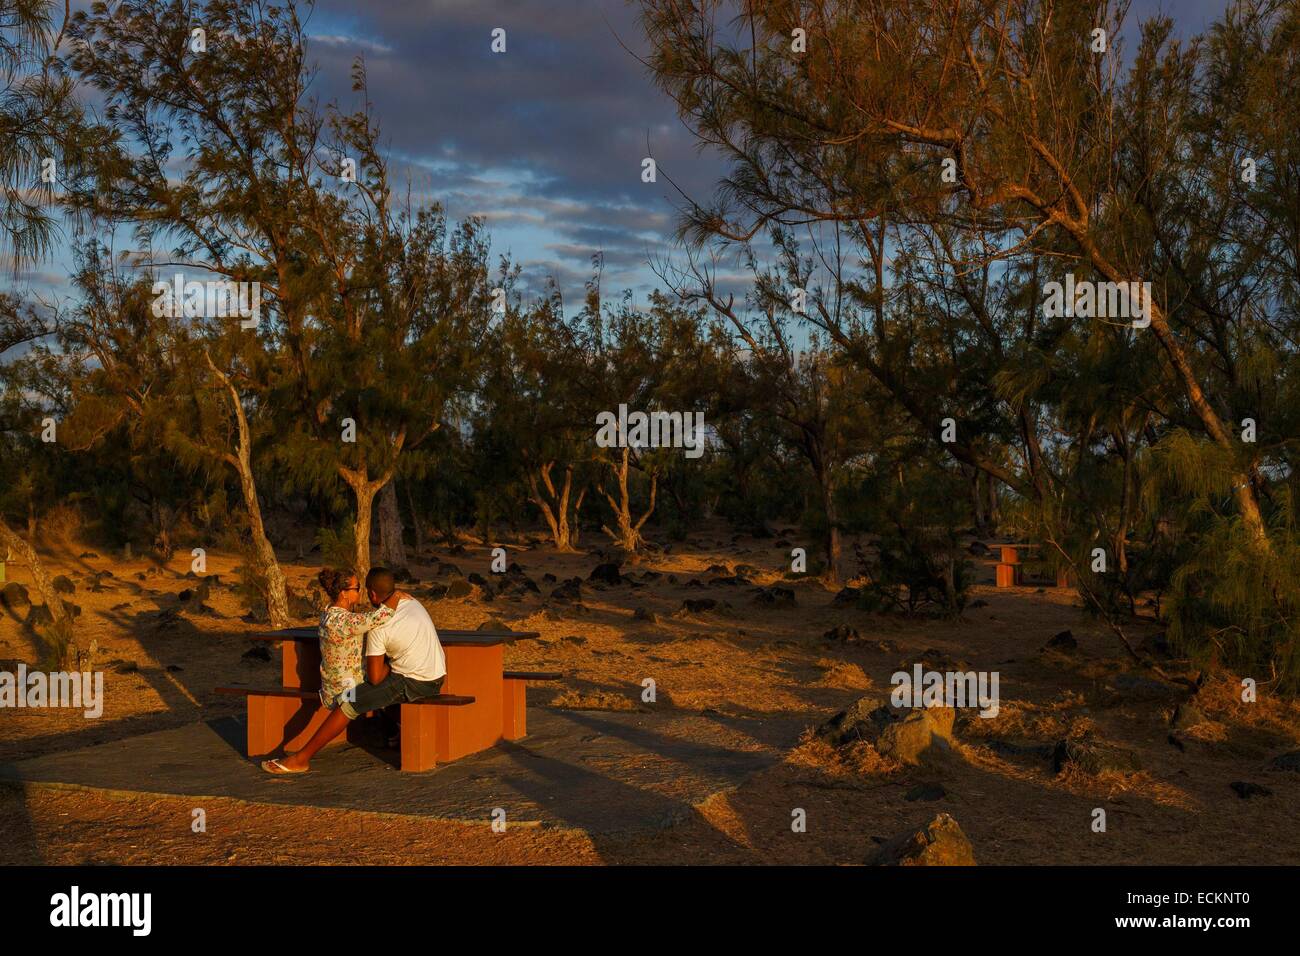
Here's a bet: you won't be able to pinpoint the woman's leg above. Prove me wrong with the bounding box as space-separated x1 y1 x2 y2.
277 707 351 770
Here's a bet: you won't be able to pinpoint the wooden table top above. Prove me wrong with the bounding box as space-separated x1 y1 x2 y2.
249 627 541 647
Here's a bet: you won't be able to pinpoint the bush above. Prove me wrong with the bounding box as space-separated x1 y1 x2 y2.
1166 508 1300 693
860 526 971 617
314 524 357 574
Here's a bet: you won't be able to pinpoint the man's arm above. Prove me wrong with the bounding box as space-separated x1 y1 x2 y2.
365 653 390 685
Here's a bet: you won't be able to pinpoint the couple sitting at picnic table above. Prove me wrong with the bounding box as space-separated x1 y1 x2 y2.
261 566 446 775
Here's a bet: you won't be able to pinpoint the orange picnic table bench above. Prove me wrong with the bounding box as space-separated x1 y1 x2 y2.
217 627 560 772
994 543 1072 589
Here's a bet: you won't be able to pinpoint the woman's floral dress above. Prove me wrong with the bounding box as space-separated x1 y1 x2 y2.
318 604 394 707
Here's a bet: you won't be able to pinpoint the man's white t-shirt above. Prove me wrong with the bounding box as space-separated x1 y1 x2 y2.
364 596 446 683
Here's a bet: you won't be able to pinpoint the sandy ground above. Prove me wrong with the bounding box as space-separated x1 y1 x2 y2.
2 523 1298 865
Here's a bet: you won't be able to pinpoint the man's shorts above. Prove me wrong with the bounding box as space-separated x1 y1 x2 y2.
337 672 445 720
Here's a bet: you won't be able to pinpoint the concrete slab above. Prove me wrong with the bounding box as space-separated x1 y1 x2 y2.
0 706 809 835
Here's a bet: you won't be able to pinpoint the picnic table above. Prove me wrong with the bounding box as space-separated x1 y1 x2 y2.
993 543 1072 589
218 625 560 772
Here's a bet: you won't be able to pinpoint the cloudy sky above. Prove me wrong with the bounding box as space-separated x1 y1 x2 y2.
15 0 1235 307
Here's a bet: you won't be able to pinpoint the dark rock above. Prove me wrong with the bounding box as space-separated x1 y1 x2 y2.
632 607 658 624
1267 751 1300 773
550 579 584 604
166 664 184 673
241 645 272 663
495 576 540 597
680 598 720 614
1051 738 1142 776
467 572 488 587
866 813 975 866
1230 781 1272 799
752 585 796 608
542 573 557 583
441 579 470 600
667 574 679 585
831 586 861 607
685 578 704 589
477 619 512 632
177 589 194 602
1 582 31 610
816 698 956 763
52 575 76 594
78 551 99 559
967 541 990 556
905 782 947 802
588 563 623 586
1044 630 1077 652
823 624 861 644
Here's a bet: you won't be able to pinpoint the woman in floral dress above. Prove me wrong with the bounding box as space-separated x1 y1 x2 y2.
314 568 394 708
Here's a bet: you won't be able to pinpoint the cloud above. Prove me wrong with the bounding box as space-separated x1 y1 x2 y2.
305 0 726 297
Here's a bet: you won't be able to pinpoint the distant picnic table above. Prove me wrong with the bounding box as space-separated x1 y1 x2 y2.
217 625 560 772
993 543 1072 589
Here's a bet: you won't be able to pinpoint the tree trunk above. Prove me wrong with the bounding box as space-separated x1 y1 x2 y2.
340 464 395 588
205 353 290 627
820 470 842 584
526 462 585 552
599 448 656 552
402 480 426 554
966 466 989 536
0 517 69 624
377 480 406 569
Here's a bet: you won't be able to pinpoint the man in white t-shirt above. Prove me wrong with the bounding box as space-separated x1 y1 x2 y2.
263 567 446 774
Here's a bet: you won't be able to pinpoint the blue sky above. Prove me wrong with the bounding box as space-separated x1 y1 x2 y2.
10 0 1236 311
